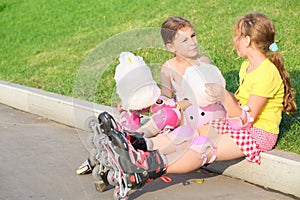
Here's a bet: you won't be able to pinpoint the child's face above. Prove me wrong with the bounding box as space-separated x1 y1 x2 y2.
233 29 248 58
171 26 199 59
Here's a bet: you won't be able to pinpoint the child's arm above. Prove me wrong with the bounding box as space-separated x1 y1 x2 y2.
160 63 173 98
177 98 191 111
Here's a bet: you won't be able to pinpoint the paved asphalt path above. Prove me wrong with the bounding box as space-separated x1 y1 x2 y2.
0 103 296 200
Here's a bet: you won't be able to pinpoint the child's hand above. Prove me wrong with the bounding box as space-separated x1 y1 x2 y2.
117 102 123 113
205 83 225 103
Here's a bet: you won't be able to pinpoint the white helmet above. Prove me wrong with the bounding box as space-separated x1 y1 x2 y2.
182 62 226 106
114 52 161 110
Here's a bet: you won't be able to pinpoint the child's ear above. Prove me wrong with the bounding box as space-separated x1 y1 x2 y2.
245 35 251 47
166 43 175 53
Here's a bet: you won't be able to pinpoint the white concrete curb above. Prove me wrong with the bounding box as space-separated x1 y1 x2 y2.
1 80 299 198
0 80 118 131
204 150 300 198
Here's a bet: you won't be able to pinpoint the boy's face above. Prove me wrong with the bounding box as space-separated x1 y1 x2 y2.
170 26 199 59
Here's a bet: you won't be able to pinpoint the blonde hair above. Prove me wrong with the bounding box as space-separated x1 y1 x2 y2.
160 16 193 45
236 13 297 114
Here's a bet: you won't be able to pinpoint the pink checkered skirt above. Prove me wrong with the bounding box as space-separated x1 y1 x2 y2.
209 119 278 164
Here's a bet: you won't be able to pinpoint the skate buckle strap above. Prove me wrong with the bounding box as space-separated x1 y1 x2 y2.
201 154 208 166
130 149 149 170
208 146 217 164
189 136 217 166
201 147 217 166
160 175 172 183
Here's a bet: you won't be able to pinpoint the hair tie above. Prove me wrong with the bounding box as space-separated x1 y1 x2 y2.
269 42 278 52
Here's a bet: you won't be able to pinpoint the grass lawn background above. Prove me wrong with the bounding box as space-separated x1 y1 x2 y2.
0 0 299 153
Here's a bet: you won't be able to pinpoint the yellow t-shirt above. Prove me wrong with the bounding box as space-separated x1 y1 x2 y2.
234 59 284 134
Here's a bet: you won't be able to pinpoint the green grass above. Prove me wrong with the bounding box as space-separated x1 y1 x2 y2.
0 0 299 154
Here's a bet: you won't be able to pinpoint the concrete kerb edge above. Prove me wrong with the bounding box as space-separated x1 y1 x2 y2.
0 80 118 130
0 80 299 198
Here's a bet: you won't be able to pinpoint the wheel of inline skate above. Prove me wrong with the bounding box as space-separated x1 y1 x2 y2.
92 164 100 179
98 112 118 134
93 165 108 192
87 133 94 146
101 152 112 168
113 187 129 200
94 180 108 192
84 115 98 132
89 148 99 166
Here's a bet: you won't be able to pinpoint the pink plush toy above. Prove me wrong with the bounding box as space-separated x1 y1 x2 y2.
184 103 226 130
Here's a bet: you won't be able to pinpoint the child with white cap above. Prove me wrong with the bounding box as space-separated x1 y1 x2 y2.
79 51 228 196
85 54 228 198
115 51 182 138
76 52 182 175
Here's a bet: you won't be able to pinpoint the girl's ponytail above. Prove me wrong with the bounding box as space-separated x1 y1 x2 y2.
269 51 297 114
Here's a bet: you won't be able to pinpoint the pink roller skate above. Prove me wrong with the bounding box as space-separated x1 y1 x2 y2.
102 129 167 199
89 112 152 196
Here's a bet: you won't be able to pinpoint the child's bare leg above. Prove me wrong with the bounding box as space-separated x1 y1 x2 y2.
151 126 197 155
166 149 204 173
150 133 171 150
197 124 245 161
165 132 244 173
215 134 245 161
137 119 160 138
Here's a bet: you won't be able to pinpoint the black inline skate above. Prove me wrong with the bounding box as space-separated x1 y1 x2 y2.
86 111 154 197
76 111 119 175
90 111 126 192
102 129 167 199
98 111 148 151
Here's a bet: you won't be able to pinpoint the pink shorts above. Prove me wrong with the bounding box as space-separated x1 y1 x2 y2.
209 119 278 164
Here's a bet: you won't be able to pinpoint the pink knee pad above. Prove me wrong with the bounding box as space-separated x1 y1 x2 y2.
152 108 180 130
160 125 196 155
120 111 140 131
189 136 217 165
169 125 195 138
